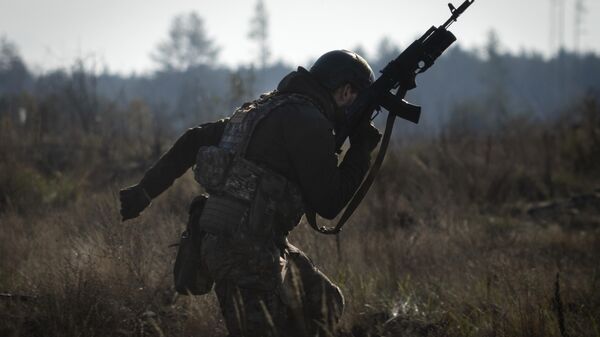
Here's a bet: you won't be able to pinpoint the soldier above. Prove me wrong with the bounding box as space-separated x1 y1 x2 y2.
119 50 381 337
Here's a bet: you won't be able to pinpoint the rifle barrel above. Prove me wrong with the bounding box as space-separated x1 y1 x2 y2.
443 0 475 29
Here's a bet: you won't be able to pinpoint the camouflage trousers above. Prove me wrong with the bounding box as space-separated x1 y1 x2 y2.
201 234 344 337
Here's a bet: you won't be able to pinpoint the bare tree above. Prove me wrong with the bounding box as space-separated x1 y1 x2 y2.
248 0 271 70
152 12 219 71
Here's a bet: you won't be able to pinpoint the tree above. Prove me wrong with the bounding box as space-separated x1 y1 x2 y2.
248 0 271 70
481 30 511 123
0 36 30 94
152 12 219 71
373 37 400 70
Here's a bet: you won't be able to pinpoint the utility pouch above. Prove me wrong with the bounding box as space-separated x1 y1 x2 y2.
196 195 248 237
194 146 234 191
222 157 263 202
274 182 305 233
243 164 305 238
173 194 214 295
245 170 285 238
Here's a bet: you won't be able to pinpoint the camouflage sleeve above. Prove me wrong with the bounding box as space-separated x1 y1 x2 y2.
138 119 228 199
280 104 370 220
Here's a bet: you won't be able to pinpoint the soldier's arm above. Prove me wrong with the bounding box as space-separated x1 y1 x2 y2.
281 105 371 219
138 119 228 199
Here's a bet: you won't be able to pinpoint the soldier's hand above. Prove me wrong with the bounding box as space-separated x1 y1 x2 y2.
349 120 382 153
119 185 151 221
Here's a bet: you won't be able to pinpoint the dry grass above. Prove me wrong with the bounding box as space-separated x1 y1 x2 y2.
1 177 599 336
1 95 599 336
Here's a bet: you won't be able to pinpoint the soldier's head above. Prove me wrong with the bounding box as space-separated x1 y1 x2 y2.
310 50 374 108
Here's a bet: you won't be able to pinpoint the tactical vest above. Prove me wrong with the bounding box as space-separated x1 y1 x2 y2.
193 92 307 239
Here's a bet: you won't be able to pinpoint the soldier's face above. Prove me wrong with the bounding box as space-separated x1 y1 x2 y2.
333 83 358 108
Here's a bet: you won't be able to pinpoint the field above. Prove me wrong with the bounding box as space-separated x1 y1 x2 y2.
1 94 599 336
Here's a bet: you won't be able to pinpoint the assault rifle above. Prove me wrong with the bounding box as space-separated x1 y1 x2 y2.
308 0 476 234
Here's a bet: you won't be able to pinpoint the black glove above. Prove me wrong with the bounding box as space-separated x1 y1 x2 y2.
349 120 382 153
119 185 151 221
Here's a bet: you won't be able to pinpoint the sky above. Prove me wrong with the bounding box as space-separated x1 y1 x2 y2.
1 0 599 75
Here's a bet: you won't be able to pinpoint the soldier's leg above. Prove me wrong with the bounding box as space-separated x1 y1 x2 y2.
202 234 287 337
282 243 344 337
214 281 285 337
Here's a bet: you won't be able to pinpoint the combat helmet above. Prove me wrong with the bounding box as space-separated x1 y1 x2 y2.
309 50 375 92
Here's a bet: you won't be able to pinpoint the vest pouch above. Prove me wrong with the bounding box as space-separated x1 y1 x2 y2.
194 146 234 191
274 182 305 233
245 171 285 238
245 165 305 238
174 195 214 295
222 157 263 202
197 195 249 237
245 184 275 239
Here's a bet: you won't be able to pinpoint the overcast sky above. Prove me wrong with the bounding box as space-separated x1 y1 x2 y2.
1 0 599 74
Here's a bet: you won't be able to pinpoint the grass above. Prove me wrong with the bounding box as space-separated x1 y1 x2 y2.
1 172 598 337
1 95 599 336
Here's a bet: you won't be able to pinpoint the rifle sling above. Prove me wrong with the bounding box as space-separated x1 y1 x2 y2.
307 111 396 235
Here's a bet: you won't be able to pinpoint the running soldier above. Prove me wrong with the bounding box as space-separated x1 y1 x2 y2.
120 50 381 337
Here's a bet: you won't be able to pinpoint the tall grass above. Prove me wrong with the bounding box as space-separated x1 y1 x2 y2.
1 179 598 336
1 90 599 336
